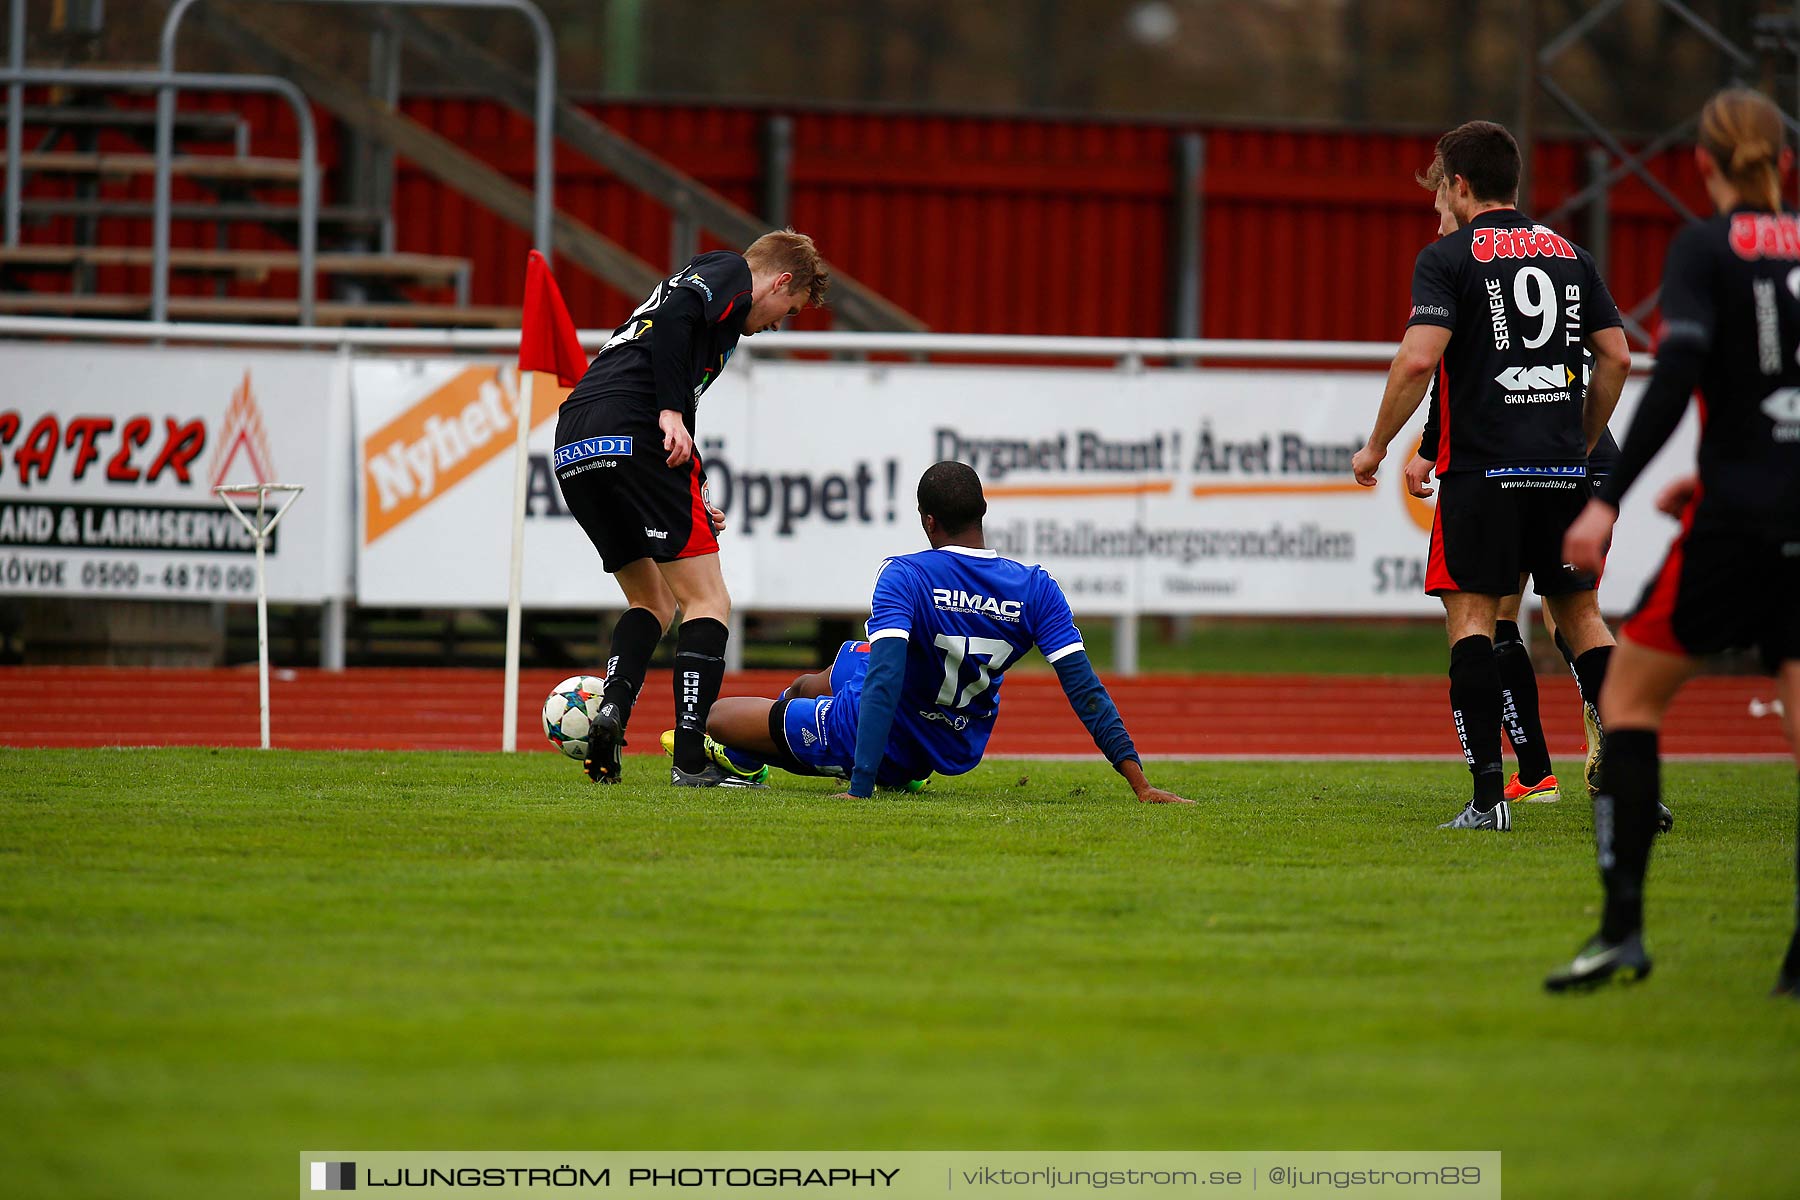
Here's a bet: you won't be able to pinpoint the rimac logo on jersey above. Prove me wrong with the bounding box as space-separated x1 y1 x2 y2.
931 588 1024 622
552 437 632 469
1495 365 1575 402
1470 225 1577 263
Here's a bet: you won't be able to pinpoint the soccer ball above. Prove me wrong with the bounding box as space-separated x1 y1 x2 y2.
542 675 606 760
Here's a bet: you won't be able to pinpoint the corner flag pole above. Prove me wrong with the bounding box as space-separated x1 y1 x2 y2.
215 483 304 750
508 250 588 751
501 368 534 752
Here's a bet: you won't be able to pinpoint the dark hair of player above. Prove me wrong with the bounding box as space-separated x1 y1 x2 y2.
917 460 988 536
1699 87 1785 213
1434 121 1520 204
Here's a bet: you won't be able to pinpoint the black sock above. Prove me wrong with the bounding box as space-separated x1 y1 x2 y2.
672 617 729 773
1572 644 1613 710
600 607 664 727
1449 634 1505 810
1596 727 1660 943
1494 621 1553 785
1553 628 1577 675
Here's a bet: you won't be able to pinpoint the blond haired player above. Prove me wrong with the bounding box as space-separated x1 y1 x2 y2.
553 231 829 787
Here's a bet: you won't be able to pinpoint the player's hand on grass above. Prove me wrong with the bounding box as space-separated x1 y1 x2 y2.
1402 454 1435 498
1562 498 1617 575
1655 474 1698 518
707 503 727 535
1119 759 1192 804
1351 442 1384 487
659 409 694 468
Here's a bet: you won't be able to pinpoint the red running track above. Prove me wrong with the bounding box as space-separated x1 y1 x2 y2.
0 667 1788 758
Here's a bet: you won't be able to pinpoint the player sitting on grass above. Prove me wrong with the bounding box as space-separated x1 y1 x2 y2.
661 461 1193 804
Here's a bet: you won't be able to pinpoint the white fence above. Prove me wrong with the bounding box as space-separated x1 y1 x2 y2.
0 318 1689 673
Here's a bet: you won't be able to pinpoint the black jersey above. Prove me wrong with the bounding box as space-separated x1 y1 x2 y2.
1598 210 1800 531
1408 209 1623 474
1419 348 1620 473
563 250 753 429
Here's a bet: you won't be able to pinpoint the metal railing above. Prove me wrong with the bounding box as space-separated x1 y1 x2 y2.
3 0 18 246
156 0 556 323
0 66 320 324
0 317 1661 372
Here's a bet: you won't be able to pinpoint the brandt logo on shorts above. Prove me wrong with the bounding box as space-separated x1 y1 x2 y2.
1483 465 1587 478
552 437 634 470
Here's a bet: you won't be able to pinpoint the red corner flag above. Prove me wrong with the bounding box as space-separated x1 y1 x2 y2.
518 249 587 387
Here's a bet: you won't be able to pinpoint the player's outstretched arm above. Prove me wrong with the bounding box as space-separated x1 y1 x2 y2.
1050 649 1192 804
842 635 907 799
1353 324 1450 485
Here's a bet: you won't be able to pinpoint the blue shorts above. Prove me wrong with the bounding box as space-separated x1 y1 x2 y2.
777 641 926 787
827 639 871 691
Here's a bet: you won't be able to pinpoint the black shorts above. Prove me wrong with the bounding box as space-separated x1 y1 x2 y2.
552 401 717 574
1426 469 1596 597
1623 509 1800 669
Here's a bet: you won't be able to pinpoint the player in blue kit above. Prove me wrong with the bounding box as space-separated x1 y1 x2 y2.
664 462 1193 804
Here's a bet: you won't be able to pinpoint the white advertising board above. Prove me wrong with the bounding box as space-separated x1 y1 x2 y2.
353 356 1698 617
0 342 353 602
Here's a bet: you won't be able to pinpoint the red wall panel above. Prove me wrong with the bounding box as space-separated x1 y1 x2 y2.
14 94 1712 343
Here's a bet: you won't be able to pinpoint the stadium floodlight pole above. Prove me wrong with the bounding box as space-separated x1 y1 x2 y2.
215 484 305 750
5 0 23 247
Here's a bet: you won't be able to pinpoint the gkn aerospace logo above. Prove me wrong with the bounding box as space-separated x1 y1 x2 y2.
931 587 1023 622
1764 388 1800 441
1494 364 1576 404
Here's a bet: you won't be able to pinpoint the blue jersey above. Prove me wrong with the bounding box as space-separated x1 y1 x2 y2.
863 545 1085 776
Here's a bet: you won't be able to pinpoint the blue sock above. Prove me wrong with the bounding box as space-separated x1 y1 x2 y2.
722 744 766 772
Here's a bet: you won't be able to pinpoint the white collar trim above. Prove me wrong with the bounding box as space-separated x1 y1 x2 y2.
939 545 998 558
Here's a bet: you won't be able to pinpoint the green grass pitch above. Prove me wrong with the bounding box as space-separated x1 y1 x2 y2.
3 748 1797 1199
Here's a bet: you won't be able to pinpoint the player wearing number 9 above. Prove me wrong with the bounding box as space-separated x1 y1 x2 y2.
1351 119 1632 833
690 462 1193 804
